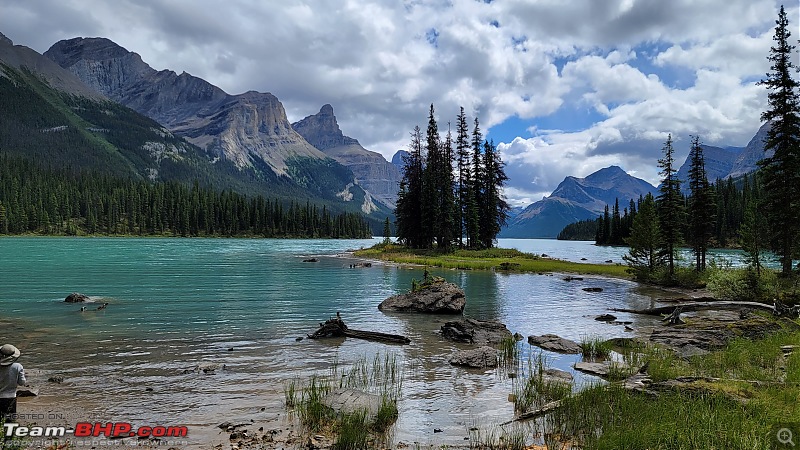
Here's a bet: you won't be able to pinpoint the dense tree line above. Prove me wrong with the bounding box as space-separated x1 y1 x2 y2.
395 105 510 249
625 6 800 280
0 156 371 238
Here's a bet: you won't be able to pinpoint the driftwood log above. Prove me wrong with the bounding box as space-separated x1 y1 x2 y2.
611 300 800 323
307 316 411 345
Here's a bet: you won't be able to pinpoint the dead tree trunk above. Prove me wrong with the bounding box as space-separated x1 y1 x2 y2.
308 316 410 344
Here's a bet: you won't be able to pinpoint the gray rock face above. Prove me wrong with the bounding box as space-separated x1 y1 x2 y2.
728 122 771 178
440 318 512 346
391 150 409 172
675 144 742 191
527 334 581 354
449 346 497 368
378 281 465 314
293 105 401 208
44 38 331 176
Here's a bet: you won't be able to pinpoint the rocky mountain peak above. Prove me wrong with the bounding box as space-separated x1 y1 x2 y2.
292 104 359 151
45 37 155 100
0 32 12 47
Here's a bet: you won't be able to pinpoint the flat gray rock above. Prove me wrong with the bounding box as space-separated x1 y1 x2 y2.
379 280 465 314
449 346 497 368
574 361 629 378
321 388 384 420
542 368 574 383
527 334 581 354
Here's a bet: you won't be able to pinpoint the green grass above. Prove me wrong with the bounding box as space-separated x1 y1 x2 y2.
284 354 403 444
354 244 630 277
578 336 613 360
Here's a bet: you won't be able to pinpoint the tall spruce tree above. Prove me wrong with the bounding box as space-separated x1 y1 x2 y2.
395 126 425 247
758 5 800 275
440 124 458 249
623 193 664 281
455 107 471 248
467 118 483 248
421 104 441 248
656 134 685 281
687 136 716 271
479 140 510 248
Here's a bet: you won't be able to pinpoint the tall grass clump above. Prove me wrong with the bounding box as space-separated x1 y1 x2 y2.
578 335 612 359
284 353 403 444
513 351 572 414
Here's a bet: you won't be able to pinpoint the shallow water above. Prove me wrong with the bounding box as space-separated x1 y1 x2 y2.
0 237 670 447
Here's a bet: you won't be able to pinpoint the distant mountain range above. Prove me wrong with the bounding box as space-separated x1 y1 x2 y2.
504 123 769 239
0 32 396 227
502 166 657 238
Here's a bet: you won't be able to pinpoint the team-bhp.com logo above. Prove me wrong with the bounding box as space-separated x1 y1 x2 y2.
3 422 188 439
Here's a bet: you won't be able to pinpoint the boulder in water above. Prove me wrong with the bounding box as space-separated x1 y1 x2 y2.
379 280 465 314
449 346 497 368
440 318 512 346
65 292 89 303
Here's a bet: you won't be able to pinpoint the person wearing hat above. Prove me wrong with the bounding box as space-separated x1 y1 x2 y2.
0 344 26 420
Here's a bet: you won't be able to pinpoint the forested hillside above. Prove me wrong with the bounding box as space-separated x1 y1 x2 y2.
0 157 371 238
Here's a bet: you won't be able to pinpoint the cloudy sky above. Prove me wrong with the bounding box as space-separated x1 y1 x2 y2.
1 0 796 206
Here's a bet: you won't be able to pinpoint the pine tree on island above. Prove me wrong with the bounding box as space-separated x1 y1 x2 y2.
394 105 509 250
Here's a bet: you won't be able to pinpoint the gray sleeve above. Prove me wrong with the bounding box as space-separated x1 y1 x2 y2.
17 366 26 386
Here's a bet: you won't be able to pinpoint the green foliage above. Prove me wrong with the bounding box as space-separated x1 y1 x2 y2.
707 267 778 301
557 217 599 241
623 193 664 281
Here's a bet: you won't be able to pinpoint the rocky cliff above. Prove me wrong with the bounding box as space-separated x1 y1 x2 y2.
45 37 330 176
293 104 401 207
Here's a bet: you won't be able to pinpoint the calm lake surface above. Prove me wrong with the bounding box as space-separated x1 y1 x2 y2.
0 237 742 447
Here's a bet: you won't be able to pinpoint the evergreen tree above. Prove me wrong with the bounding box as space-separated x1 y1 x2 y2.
395 126 425 247
455 107 471 247
623 193 664 281
757 5 800 275
382 217 391 244
478 140 510 248
466 118 483 248
656 134 685 281
421 104 441 248
740 196 768 277
687 136 716 271
440 124 458 250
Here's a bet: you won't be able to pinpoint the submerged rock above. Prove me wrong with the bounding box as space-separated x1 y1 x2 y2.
583 287 604 293
543 368 574 383
302 258 319 263
574 361 628 378
595 314 617 322
440 318 512 346
527 334 581 354
449 346 497 368
379 280 465 314
65 292 89 303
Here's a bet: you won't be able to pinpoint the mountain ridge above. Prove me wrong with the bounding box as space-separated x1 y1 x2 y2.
292 104 401 208
502 166 656 238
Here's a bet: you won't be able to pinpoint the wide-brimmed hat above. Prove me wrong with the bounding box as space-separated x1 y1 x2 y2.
0 344 20 366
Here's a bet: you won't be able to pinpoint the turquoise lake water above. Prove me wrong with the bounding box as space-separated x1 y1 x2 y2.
0 237 732 447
